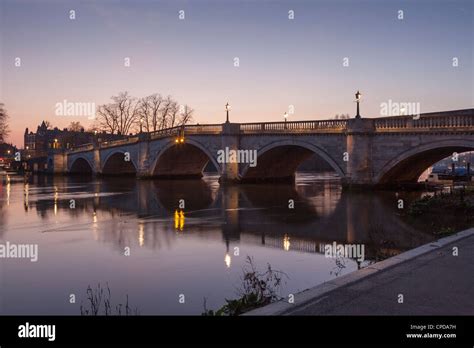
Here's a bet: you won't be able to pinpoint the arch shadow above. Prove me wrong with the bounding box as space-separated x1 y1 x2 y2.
69 157 93 175
240 139 344 183
151 139 220 179
375 139 474 185
101 151 137 176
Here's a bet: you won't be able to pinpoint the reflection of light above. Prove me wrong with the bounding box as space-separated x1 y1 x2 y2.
24 183 29 209
174 210 185 231
283 234 290 251
138 223 145 247
92 211 98 240
54 187 59 215
6 181 10 205
225 253 231 268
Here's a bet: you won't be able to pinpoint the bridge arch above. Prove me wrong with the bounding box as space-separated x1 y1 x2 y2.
69 156 93 174
101 151 137 175
375 139 474 185
240 139 345 182
151 138 221 178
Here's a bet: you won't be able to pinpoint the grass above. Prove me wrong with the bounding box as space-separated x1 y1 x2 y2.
202 256 288 316
80 282 139 316
406 188 474 235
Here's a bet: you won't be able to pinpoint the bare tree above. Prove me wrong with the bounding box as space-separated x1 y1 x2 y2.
179 105 194 126
95 92 139 135
149 94 164 131
137 94 164 132
68 121 84 132
95 92 194 134
44 120 53 129
168 101 179 128
0 103 9 143
96 104 118 134
159 96 175 130
137 97 151 133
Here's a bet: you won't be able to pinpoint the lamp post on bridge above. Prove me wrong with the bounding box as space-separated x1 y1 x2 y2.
225 102 231 123
355 90 362 119
283 112 288 129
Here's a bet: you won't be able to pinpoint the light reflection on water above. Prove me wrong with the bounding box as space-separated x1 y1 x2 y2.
0 173 435 315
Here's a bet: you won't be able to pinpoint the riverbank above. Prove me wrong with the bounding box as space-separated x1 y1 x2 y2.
244 227 474 315
405 187 474 235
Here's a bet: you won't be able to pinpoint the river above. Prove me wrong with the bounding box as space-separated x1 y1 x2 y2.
0 172 436 314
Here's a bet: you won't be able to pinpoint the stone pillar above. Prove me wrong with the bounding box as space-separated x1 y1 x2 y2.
344 118 375 187
219 122 241 184
49 152 66 174
136 133 151 178
92 142 102 175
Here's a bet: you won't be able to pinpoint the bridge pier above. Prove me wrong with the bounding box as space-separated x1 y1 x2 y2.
136 133 152 179
92 145 101 175
218 122 241 184
46 152 67 174
344 118 375 188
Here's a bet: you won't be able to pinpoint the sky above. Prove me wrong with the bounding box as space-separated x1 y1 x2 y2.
1 0 473 147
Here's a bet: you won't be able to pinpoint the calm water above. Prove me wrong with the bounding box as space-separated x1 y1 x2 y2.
0 173 435 315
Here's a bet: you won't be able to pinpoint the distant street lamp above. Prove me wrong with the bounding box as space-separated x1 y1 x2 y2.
284 112 288 129
225 102 231 123
355 90 362 118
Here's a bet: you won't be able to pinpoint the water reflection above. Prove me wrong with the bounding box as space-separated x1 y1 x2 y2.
21 173 434 261
0 173 436 314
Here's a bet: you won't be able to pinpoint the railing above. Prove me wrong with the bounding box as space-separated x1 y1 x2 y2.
67 143 94 153
240 120 348 133
99 136 139 148
182 124 222 134
66 110 473 153
149 126 182 140
375 111 474 131
149 124 222 140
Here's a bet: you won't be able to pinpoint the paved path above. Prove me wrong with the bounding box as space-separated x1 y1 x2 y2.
286 232 474 315
244 228 474 315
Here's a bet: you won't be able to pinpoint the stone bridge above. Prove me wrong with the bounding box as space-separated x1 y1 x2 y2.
53 109 474 188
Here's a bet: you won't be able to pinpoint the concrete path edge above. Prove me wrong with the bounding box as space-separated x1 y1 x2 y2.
243 227 474 316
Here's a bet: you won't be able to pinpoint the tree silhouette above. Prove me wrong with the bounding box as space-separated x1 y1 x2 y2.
0 103 10 143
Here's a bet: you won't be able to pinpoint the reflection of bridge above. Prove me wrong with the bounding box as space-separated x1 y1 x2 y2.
29 176 435 260
52 109 474 187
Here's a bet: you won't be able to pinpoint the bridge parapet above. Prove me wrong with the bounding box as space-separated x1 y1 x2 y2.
183 124 222 134
99 135 140 148
375 111 474 132
240 119 348 133
67 143 94 153
149 124 222 140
